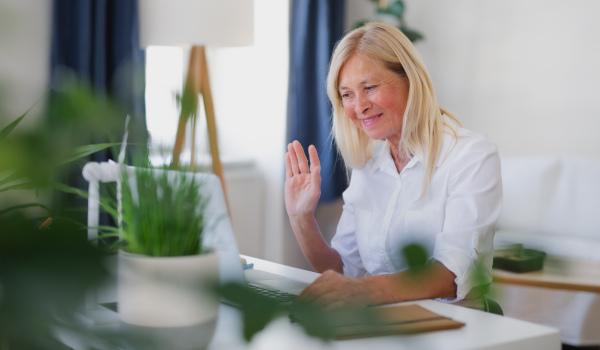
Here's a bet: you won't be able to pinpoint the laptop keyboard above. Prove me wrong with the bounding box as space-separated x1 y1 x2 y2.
247 283 297 303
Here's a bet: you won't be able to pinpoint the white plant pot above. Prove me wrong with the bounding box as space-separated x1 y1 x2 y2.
118 250 220 349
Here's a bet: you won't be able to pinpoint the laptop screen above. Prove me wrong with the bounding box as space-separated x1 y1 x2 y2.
195 172 245 285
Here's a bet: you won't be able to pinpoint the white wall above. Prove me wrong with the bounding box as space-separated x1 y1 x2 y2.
207 0 290 263
0 0 52 213
348 0 600 157
0 0 52 127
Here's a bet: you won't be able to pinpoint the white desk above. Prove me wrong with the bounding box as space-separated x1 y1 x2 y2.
209 256 561 350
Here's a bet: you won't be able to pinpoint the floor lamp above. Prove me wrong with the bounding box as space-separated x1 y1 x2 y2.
138 0 255 206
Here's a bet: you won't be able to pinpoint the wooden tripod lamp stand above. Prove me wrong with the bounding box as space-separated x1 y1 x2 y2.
139 0 255 205
171 46 223 179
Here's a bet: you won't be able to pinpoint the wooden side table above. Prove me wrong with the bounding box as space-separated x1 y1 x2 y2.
492 255 600 293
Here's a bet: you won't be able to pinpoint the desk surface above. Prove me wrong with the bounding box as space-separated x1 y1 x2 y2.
493 255 600 293
209 256 560 350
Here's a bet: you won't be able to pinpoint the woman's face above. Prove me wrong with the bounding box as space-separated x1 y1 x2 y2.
338 54 409 145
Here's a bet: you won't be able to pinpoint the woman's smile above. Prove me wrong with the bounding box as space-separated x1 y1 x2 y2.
361 113 383 126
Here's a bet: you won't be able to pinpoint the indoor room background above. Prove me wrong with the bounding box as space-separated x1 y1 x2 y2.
1 0 599 271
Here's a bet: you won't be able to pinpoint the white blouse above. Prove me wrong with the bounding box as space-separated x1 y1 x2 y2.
330 124 503 302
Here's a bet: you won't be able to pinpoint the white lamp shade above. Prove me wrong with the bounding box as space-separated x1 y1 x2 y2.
139 0 254 48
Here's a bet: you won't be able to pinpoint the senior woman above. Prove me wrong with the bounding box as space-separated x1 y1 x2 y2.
285 22 502 310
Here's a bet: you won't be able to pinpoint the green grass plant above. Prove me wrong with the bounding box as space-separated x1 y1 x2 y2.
120 167 208 257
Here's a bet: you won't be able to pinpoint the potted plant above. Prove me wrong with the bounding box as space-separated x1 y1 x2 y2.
115 164 220 349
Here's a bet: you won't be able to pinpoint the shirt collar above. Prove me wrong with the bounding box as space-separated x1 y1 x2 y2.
368 128 457 174
369 141 391 174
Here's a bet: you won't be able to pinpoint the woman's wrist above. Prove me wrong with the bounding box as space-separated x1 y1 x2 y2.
363 274 403 305
289 212 317 229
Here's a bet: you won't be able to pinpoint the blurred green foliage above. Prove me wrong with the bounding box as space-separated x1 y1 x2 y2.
219 282 378 342
1 82 122 190
0 79 125 349
0 214 109 349
353 0 424 42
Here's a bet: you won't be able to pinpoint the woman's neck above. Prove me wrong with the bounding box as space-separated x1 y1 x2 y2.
389 140 410 174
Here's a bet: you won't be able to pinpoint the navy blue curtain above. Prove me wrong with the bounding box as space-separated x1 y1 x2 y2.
49 0 147 224
288 0 347 203
50 0 147 156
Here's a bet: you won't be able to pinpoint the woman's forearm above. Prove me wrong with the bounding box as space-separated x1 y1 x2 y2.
364 262 457 305
289 214 344 274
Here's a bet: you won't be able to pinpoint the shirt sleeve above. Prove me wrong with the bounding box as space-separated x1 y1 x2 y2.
432 134 503 302
331 180 368 278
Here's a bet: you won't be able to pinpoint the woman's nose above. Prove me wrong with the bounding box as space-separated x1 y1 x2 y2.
355 93 371 115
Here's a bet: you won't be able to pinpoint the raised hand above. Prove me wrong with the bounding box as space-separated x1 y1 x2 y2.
284 141 321 219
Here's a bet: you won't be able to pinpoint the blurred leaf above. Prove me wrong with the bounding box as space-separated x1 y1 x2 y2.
400 26 424 42
53 182 118 219
0 91 46 140
0 203 52 217
0 181 36 193
0 213 108 348
218 283 285 342
59 142 123 165
378 0 405 16
219 283 380 342
0 172 21 187
289 302 340 340
0 113 27 140
352 20 370 31
52 182 89 199
402 243 428 269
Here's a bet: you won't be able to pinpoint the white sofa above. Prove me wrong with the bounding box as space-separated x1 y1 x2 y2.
493 155 600 346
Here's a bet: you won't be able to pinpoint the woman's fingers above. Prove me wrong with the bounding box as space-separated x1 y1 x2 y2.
308 145 321 172
287 141 320 176
307 145 322 188
295 271 370 310
285 152 292 179
287 143 300 175
297 270 336 303
292 141 310 174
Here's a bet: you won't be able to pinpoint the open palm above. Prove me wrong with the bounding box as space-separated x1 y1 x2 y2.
285 141 321 218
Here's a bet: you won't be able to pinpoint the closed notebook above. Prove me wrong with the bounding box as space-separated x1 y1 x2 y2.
331 304 465 340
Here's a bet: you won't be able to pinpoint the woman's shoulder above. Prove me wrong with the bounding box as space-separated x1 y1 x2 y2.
440 122 499 167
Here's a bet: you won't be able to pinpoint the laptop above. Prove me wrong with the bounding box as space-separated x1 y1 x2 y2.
196 173 310 304
91 171 309 318
233 262 309 305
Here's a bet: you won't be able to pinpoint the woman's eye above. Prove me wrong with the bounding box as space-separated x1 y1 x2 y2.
341 93 350 99
365 86 376 92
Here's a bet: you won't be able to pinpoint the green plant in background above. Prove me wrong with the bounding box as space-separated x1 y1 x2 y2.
354 0 424 42
119 167 208 257
0 80 125 349
0 81 124 220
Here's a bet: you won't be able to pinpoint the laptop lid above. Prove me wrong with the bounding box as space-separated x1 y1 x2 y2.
195 172 245 285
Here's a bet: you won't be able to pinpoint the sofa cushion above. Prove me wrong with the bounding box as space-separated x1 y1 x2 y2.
497 156 600 240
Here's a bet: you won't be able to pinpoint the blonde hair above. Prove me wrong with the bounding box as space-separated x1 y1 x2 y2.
327 22 460 196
